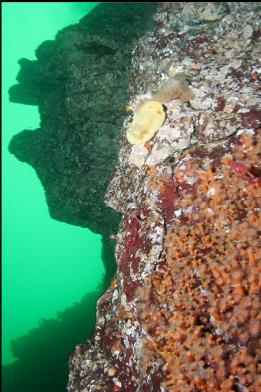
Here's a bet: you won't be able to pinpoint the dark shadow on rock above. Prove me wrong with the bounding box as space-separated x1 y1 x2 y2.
2 288 104 392
4 4 159 390
8 2 158 288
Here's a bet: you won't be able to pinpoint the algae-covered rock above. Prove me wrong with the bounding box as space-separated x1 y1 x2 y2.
68 3 261 391
8 2 260 391
8 3 158 288
8 3 158 236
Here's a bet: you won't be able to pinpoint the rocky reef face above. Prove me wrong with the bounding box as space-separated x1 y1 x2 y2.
8 2 158 287
68 3 261 391
8 2 158 234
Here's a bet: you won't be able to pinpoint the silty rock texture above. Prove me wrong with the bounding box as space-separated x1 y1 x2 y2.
8 2 158 233
8 3 158 287
68 2 261 391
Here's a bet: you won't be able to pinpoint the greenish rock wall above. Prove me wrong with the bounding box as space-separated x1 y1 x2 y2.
8 2 158 287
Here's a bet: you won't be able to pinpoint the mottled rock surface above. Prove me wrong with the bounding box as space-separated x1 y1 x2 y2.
68 3 261 391
8 2 158 287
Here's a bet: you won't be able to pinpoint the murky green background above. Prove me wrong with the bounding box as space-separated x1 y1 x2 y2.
2 3 105 389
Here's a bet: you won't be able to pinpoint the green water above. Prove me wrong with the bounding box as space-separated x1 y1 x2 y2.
2 2 104 389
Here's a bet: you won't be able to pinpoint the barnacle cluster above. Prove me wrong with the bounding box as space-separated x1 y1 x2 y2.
137 133 261 391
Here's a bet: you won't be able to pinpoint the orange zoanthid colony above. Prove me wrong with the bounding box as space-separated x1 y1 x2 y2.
136 132 261 391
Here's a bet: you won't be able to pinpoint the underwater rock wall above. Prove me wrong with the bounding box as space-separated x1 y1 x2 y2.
8 3 158 235
68 2 261 391
8 2 158 288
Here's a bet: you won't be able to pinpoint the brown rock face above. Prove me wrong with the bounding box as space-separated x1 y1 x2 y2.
68 3 261 391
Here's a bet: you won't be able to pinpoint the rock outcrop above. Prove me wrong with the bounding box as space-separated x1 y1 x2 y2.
8 2 261 391
67 3 261 391
8 3 158 288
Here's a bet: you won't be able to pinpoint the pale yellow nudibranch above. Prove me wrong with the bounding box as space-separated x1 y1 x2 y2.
126 101 165 145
